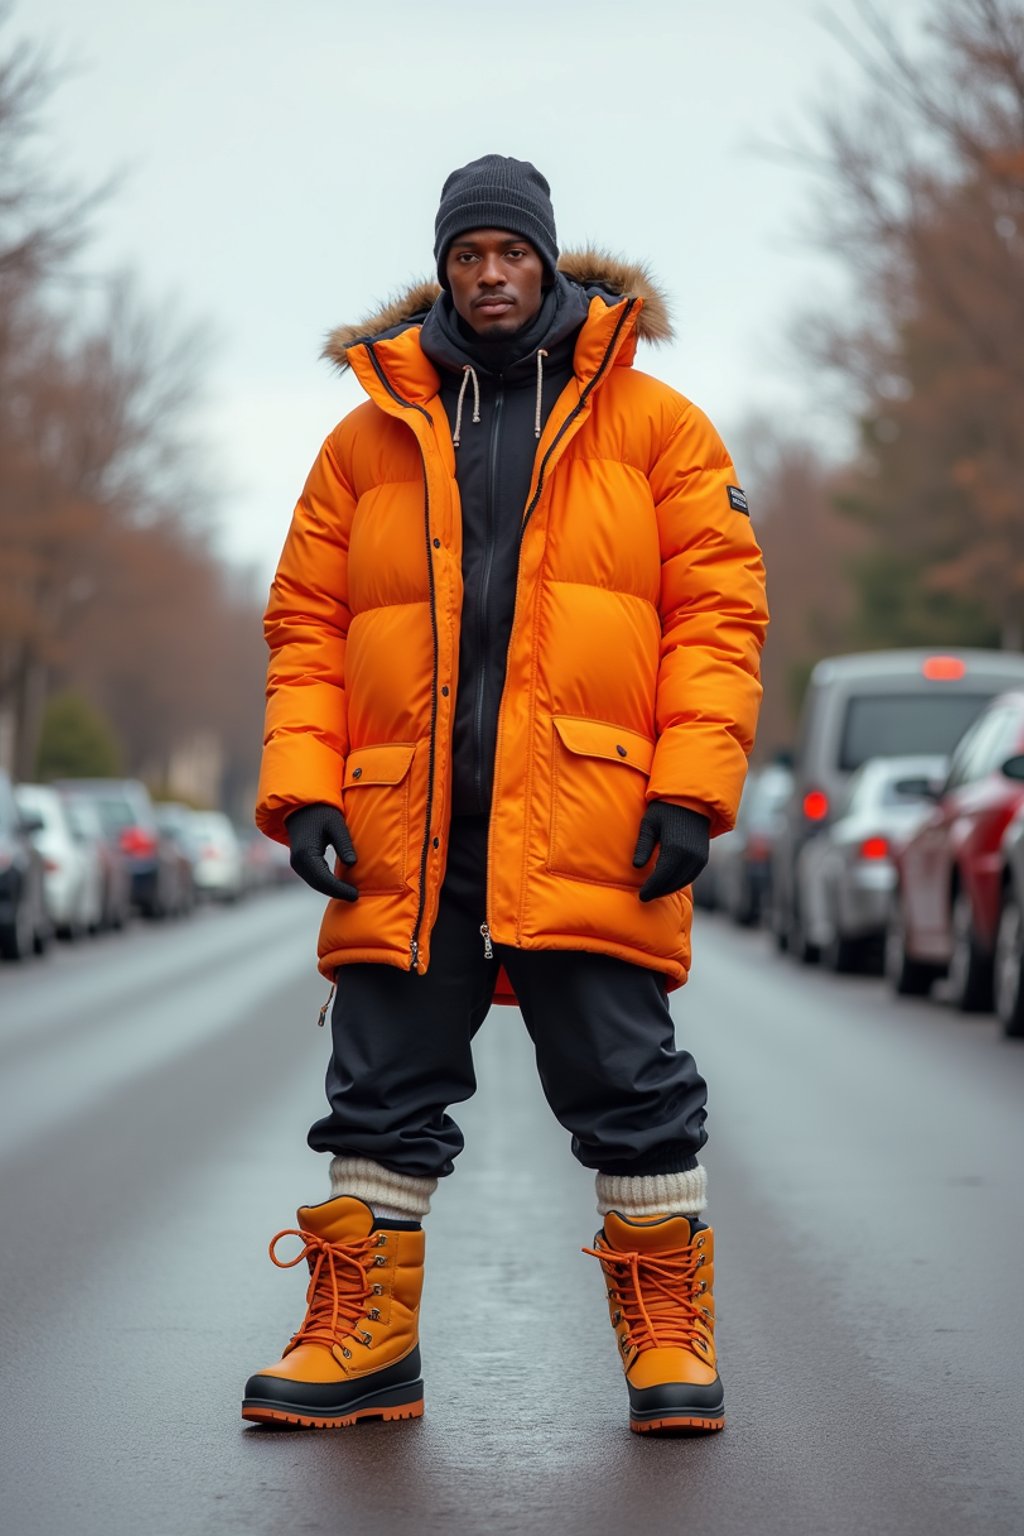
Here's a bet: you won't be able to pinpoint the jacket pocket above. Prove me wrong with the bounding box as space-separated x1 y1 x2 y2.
547 717 655 889
342 743 417 895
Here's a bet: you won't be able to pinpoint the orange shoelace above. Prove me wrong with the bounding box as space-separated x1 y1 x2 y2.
269 1228 378 1351
582 1239 709 1353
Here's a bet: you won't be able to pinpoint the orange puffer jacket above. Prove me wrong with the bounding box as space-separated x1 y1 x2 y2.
256 251 768 993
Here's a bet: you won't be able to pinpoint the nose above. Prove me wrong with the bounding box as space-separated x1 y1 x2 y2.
477 253 506 287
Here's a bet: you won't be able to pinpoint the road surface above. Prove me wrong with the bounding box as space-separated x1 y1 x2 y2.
1 890 1021 1535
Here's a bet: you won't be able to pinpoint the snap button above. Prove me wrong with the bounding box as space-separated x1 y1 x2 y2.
442 686 450 697
433 537 441 549
432 837 440 849
616 744 627 758
352 767 362 779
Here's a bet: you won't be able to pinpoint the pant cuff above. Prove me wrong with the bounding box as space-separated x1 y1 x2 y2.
596 1164 707 1219
329 1157 438 1219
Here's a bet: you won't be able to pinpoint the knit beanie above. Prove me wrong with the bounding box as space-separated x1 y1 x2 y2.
434 154 559 289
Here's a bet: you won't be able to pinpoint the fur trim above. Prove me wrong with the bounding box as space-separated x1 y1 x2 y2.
556 247 672 345
322 248 673 371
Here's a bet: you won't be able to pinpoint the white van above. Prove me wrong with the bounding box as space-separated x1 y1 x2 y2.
771 648 1024 961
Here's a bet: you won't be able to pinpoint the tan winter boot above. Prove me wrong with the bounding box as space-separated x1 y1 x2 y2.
586 1212 724 1433
242 1195 424 1428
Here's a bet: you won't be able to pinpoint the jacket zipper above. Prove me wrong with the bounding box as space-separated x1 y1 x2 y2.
473 383 504 810
486 298 637 936
366 344 440 971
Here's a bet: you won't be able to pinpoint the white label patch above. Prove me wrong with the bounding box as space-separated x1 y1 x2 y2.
727 486 749 515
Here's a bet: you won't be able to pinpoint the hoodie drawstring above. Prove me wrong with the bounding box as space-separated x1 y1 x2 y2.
534 349 549 439
453 364 481 448
452 349 548 448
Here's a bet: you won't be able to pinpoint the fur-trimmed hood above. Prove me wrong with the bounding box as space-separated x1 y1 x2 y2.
323 249 672 372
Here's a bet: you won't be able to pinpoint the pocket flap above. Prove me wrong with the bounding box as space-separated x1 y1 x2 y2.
552 717 654 774
344 743 416 788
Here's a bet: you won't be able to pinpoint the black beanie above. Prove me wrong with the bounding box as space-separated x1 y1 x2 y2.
434 154 559 289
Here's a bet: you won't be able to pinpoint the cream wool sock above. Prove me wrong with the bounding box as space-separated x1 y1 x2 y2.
596 1165 707 1220
329 1156 437 1222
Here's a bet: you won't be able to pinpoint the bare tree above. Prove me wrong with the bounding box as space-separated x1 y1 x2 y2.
800 0 1024 648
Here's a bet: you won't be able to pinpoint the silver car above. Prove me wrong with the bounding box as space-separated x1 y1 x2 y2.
15 783 104 940
798 754 947 973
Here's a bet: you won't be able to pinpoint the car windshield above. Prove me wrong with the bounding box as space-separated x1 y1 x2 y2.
87 794 138 833
838 695 989 773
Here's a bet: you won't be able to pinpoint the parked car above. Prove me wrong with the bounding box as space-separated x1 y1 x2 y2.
0 770 51 961
54 778 183 919
885 691 1024 1010
994 797 1024 1039
772 648 1024 963
14 783 104 940
153 802 200 915
189 812 244 902
61 794 132 930
796 754 946 973
711 761 793 926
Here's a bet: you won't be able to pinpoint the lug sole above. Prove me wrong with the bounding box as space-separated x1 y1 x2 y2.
242 1382 424 1430
631 1412 725 1434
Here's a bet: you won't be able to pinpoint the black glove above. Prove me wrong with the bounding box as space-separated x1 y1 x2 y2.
632 802 710 903
284 802 359 901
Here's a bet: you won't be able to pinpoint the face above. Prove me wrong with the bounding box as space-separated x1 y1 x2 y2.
445 228 545 337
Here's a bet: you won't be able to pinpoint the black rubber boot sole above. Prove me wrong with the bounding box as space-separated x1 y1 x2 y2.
628 1377 725 1434
242 1377 424 1429
242 1348 424 1429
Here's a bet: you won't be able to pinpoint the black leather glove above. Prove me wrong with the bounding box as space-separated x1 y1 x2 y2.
284 802 359 901
632 802 710 903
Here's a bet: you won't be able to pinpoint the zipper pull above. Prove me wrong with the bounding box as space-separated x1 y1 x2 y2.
316 982 336 1028
480 923 494 960
409 936 420 970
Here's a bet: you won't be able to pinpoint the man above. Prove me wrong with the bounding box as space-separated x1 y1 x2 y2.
244 155 768 1435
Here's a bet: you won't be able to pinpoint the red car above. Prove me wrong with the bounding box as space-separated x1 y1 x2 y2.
885 690 1024 1010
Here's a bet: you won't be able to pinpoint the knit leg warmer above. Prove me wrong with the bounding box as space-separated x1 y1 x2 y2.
329 1157 438 1221
596 1165 707 1220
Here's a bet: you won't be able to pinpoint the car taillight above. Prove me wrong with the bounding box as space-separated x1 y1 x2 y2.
43 857 61 873
858 836 891 861
120 826 157 857
747 834 772 861
922 655 966 681
803 790 829 822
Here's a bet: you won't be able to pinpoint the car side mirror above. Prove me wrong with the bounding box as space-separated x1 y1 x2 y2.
1001 754 1024 782
892 776 943 801
18 811 44 834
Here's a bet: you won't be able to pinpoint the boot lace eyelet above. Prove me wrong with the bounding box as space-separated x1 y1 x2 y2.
374 1255 387 1267
361 1331 373 1346
372 1284 383 1295
342 1347 352 1359
376 1234 388 1247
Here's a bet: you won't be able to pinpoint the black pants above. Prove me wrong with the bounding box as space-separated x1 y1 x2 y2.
308 817 707 1180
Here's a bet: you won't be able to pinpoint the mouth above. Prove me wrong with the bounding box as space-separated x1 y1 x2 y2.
474 296 515 315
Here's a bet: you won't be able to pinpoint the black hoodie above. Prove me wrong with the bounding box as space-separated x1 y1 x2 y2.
420 276 589 816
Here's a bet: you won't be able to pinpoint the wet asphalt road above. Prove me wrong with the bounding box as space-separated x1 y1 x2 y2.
1 889 1023 1536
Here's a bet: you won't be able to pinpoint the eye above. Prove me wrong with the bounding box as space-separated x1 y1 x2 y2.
505 249 525 260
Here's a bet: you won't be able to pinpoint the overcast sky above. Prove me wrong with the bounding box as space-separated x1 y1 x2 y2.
19 0 926 583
